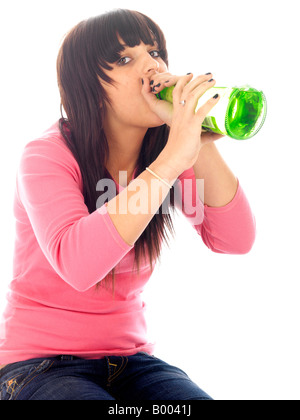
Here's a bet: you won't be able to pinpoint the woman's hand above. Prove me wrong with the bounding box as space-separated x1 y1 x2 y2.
141 72 181 126
152 72 223 174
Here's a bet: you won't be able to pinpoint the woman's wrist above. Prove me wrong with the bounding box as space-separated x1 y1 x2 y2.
150 155 182 186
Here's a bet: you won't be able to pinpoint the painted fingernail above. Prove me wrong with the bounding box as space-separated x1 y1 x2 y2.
165 80 170 83
155 83 161 88
142 79 144 85
205 72 212 75
213 94 219 99
150 80 154 86
208 78 214 82
186 72 192 75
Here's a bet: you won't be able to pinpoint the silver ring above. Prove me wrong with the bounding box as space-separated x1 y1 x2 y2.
179 100 186 106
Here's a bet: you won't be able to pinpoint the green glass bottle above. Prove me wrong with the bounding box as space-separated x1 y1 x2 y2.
157 85 267 140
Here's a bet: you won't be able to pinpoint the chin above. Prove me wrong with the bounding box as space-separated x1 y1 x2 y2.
147 114 166 128
148 122 166 129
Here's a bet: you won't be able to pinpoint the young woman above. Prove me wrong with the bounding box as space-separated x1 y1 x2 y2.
0 9 256 400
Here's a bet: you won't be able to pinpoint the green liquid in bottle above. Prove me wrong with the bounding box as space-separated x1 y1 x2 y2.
225 87 266 140
157 84 267 140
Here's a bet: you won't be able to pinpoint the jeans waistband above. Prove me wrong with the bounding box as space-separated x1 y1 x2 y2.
56 355 80 361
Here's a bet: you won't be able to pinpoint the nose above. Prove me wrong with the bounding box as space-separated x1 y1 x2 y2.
142 54 160 76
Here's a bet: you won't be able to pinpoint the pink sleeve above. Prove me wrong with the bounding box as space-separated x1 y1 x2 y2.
17 139 134 292
175 167 256 254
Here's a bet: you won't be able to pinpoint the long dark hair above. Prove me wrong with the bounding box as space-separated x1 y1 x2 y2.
56 9 177 289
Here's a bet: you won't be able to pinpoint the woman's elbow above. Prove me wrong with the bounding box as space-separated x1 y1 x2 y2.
229 226 257 255
209 225 256 255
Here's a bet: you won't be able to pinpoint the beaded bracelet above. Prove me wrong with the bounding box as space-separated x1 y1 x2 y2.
145 167 173 189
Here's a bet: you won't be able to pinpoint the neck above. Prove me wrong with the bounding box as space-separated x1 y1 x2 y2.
104 120 148 186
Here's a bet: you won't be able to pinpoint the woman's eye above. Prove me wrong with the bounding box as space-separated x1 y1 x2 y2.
117 50 160 66
117 56 131 66
150 50 160 58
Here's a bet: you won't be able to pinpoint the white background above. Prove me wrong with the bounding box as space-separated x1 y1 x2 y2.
0 0 299 400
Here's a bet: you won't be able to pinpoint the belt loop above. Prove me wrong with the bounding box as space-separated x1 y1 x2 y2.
60 355 74 361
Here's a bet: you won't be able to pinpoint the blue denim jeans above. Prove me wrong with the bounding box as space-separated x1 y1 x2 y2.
0 352 212 400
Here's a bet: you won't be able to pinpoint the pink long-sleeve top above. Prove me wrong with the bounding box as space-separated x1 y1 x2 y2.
0 122 256 365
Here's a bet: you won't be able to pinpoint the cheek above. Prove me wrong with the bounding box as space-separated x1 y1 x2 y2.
158 59 168 73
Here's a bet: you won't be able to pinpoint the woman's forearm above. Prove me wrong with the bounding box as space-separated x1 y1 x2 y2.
193 142 238 207
106 158 180 246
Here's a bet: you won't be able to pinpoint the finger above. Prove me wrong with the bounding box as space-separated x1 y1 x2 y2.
183 73 213 96
184 78 216 113
150 74 180 94
149 72 176 85
195 93 221 124
141 77 160 107
172 73 194 106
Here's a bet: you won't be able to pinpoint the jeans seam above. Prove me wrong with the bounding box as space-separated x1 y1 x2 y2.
12 360 55 400
1 371 28 400
107 357 128 386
